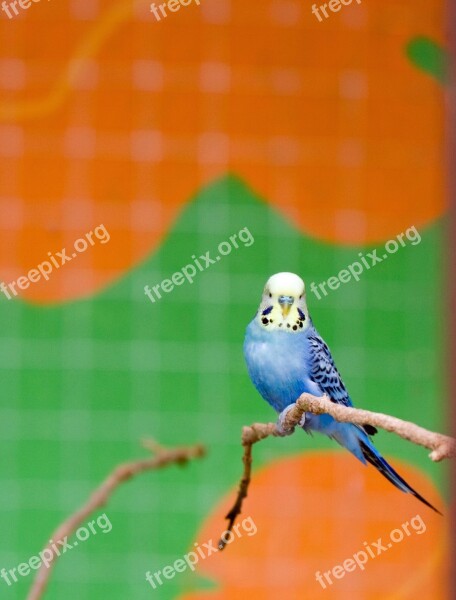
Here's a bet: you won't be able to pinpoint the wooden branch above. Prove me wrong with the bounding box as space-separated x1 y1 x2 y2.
27 441 205 600
296 395 455 462
219 393 455 548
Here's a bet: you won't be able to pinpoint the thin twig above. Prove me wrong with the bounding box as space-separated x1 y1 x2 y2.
218 435 253 550
27 442 205 600
219 393 455 548
296 395 456 462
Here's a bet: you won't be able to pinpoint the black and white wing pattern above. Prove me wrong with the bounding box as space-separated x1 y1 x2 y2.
307 332 377 436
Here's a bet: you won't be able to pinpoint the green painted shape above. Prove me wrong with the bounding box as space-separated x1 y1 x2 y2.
406 36 449 84
0 175 447 599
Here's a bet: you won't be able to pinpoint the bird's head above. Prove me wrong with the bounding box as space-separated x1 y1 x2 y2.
256 272 309 333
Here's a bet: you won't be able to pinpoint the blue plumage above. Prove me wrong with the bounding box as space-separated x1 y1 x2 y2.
244 272 440 513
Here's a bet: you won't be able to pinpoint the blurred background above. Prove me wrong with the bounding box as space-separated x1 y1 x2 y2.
0 0 451 598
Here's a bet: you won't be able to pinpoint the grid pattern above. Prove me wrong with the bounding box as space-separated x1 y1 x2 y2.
0 176 447 599
0 0 445 304
0 0 448 597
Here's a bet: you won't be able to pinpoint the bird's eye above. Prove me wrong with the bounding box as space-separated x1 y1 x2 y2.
299 295 302 299
269 293 272 298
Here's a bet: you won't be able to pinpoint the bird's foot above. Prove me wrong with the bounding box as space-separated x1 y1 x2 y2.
276 404 306 436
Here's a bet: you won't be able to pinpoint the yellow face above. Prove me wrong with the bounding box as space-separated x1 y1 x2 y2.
256 272 309 333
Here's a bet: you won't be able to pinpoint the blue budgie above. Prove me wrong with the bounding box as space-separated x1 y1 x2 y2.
244 272 439 513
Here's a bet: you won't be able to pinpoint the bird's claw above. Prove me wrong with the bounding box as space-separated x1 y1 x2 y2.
276 404 306 436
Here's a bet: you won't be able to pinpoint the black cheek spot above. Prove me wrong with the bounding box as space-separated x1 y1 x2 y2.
279 323 282 327
299 321 303 328
287 324 290 328
292 325 298 331
262 318 269 325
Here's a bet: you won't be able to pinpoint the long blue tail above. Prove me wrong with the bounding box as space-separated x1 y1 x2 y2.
326 421 442 514
358 436 441 514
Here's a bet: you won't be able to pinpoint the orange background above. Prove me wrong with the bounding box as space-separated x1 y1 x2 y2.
0 0 445 302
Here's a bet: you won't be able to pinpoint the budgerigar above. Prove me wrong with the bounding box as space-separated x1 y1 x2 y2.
244 272 439 513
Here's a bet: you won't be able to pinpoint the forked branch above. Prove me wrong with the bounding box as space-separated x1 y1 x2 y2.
219 393 454 548
28 441 205 600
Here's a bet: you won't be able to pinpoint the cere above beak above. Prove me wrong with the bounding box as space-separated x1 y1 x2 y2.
278 295 294 317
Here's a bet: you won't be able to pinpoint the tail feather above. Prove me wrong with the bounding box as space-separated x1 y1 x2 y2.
359 439 442 515
312 418 442 515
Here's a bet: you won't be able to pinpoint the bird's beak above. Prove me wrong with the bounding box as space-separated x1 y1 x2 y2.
278 295 294 317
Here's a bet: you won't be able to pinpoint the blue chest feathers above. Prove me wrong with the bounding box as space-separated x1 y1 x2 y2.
243 319 319 412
